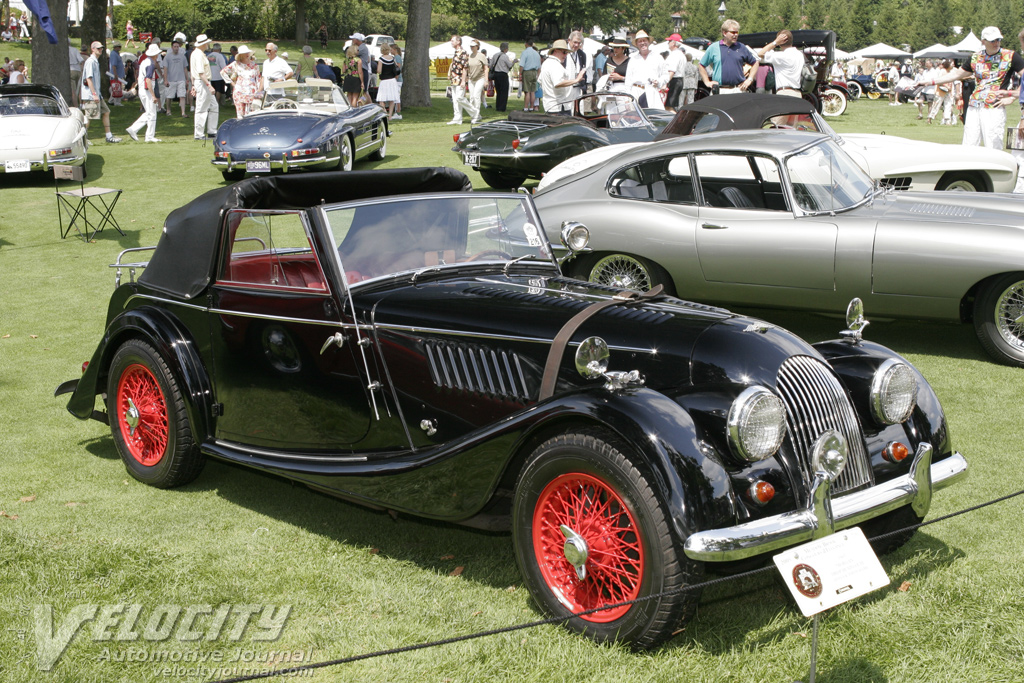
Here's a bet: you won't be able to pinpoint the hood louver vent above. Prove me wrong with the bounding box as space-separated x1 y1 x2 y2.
907 203 975 218
425 341 533 401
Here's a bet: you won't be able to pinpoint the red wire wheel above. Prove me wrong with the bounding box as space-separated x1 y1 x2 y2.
532 472 645 622
115 363 169 466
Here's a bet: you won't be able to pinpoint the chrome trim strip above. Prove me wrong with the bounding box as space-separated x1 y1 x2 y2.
683 448 968 562
467 152 548 159
377 322 653 354
124 294 372 330
211 439 368 462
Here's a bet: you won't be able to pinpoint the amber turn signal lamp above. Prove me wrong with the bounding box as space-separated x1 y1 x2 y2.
512 138 521 150
749 480 775 505
883 441 909 463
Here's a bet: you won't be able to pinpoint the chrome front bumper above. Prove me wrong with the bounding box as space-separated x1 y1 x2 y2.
683 444 968 562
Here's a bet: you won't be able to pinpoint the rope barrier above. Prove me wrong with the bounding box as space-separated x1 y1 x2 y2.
211 486 1024 683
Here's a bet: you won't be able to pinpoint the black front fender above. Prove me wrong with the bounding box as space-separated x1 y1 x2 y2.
65 306 213 440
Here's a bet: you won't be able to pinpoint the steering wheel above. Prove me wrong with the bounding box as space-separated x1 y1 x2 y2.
271 99 297 110
465 250 513 262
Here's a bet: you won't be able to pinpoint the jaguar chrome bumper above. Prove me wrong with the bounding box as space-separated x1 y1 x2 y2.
683 443 968 562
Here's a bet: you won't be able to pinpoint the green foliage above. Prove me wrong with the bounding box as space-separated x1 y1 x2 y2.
871 0 903 46
775 0 802 30
685 0 723 42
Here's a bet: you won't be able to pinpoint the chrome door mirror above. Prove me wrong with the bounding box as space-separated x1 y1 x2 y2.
840 297 869 343
575 336 609 378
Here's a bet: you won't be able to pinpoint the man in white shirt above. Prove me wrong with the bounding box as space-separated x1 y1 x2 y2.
80 41 122 143
263 42 294 89
191 34 219 139
209 43 228 104
566 30 589 100
161 40 188 116
757 30 804 96
663 34 686 111
539 40 584 113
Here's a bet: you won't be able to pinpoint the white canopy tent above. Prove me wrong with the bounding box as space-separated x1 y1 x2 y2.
950 31 982 53
913 43 972 59
851 43 912 59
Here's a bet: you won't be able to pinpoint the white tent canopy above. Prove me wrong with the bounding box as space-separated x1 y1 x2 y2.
834 47 852 60
851 42 912 59
950 31 982 53
913 43 972 59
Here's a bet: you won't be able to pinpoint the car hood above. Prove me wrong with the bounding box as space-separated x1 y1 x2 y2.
218 112 325 149
839 133 1018 175
537 142 646 190
0 115 79 150
866 189 1024 225
365 273 821 394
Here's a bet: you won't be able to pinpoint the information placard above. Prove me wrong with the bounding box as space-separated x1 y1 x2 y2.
773 526 889 617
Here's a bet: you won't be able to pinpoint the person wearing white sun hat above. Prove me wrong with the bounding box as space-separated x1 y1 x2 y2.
126 44 163 142
191 34 220 139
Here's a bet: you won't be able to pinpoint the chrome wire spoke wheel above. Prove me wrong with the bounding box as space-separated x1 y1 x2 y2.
996 280 1024 349
590 254 652 292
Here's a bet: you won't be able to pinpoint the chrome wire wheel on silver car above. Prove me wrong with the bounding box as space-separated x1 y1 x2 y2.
587 254 655 292
975 274 1024 366
820 88 847 117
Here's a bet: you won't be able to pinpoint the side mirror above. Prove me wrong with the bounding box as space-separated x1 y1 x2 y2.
840 297 869 343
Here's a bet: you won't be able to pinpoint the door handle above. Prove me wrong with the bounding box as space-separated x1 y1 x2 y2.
319 332 346 354
701 223 728 230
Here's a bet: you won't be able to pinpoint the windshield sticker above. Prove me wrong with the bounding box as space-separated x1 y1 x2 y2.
523 222 542 247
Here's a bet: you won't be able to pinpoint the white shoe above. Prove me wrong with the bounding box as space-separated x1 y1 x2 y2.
125 128 138 142
145 138 162 143
391 113 402 120
447 120 461 125
471 119 481 124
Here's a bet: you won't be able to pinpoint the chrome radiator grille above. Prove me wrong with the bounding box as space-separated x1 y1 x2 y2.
776 356 874 495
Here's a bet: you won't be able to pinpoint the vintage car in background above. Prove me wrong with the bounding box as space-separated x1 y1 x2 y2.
343 34 396 60
57 168 966 647
534 129 1024 367
0 84 88 175
451 92 673 189
211 79 388 181
538 93 1018 193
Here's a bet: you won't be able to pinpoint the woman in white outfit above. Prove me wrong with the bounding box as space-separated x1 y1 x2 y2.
376 44 401 120
624 31 666 109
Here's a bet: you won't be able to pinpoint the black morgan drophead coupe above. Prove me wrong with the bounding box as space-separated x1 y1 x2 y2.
58 168 967 647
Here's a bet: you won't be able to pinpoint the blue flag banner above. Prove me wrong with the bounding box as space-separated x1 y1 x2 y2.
23 0 59 44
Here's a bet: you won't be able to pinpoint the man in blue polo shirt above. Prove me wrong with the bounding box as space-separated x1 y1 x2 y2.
699 19 756 94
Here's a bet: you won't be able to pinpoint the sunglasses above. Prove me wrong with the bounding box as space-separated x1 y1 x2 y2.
723 30 739 35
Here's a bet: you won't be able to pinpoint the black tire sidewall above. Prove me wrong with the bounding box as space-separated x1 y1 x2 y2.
107 339 188 486
975 273 1024 367
512 435 674 644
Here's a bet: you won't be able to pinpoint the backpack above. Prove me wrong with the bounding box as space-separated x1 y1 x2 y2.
800 59 817 94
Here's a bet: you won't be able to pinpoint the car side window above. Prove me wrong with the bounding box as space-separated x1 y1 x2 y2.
218 210 328 292
761 113 821 132
694 153 788 211
608 156 696 204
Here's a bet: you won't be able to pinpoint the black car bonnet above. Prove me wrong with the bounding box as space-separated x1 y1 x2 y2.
139 167 472 300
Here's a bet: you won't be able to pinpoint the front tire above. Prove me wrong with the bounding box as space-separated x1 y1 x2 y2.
512 430 701 648
107 339 204 488
480 169 528 189
820 88 847 117
860 505 923 555
936 171 986 192
974 273 1024 367
583 253 675 295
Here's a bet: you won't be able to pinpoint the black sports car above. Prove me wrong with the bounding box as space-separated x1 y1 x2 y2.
212 79 388 181
57 168 967 648
451 91 673 189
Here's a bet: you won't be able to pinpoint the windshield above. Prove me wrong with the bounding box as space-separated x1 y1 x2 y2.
0 94 65 117
261 81 349 114
577 94 647 129
324 194 556 284
786 139 873 213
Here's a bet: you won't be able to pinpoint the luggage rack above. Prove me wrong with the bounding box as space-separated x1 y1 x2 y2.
473 120 549 134
110 246 156 287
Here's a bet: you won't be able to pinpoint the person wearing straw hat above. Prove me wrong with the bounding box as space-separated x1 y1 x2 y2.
624 30 666 109
538 39 584 113
221 45 261 118
126 44 163 142
191 34 219 139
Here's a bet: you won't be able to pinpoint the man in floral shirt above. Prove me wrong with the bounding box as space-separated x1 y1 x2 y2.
931 25 1024 149
448 35 477 124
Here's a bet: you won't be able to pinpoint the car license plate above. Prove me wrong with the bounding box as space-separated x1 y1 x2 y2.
246 160 271 173
462 152 479 167
5 160 30 173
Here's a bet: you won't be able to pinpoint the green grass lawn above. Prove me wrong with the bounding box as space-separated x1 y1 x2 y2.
2 89 1023 682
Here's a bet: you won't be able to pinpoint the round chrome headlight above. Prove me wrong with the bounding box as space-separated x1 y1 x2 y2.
560 221 590 252
727 386 788 462
870 359 918 425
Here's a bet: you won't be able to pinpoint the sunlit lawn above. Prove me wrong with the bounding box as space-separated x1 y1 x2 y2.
1 67 1023 683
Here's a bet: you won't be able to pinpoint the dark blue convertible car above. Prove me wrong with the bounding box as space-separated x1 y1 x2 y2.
212 79 389 181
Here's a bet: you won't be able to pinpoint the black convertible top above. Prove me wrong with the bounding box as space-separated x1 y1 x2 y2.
655 93 815 141
0 83 64 99
139 167 472 300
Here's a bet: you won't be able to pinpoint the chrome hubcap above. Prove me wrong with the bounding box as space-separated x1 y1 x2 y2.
560 524 589 581
996 281 1024 349
124 397 140 437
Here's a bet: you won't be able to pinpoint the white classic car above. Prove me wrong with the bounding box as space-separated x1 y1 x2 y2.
342 34 396 60
537 93 1019 193
0 84 88 175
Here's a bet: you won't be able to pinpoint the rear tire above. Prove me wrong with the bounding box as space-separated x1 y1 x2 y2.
222 169 245 181
480 169 528 189
337 134 354 171
368 123 387 161
512 430 701 648
107 339 204 488
974 272 1024 367
866 91 882 100
820 88 847 117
